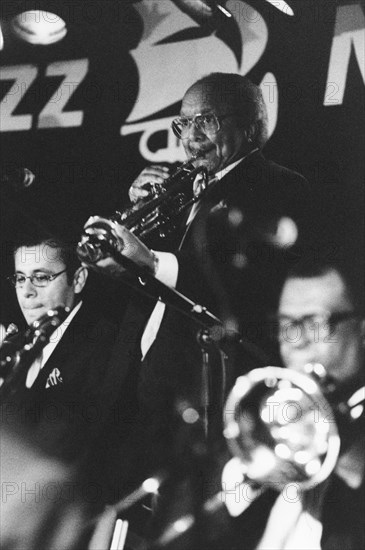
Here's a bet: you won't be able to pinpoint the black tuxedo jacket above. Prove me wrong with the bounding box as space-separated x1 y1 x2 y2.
144 151 311 364
204 473 365 550
176 151 311 305
1 293 151 504
138 153 311 473
148 152 312 358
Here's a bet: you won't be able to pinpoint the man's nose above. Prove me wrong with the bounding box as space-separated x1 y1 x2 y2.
282 326 312 349
289 335 311 349
187 121 205 141
20 278 37 297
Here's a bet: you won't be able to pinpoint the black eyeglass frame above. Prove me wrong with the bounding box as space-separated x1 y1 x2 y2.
275 310 361 340
171 111 237 139
7 269 68 288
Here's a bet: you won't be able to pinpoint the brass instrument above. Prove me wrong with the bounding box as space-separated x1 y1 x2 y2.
158 364 364 540
77 160 208 264
0 307 69 399
85 365 364 548
223 364 364 493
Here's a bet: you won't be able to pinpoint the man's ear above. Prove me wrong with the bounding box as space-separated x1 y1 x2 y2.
244 124 256 144
73 266 88 295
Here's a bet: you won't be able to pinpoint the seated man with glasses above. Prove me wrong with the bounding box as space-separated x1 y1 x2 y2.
211 258 364 550
2 232 147 506
5 236 89 391
234 257 364 548
262 259 365 549
278 260 364 402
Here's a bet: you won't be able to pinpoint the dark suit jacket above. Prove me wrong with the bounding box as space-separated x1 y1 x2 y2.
176 150 311 307
1 292 151 505
203 473 365 550
138 152 312 472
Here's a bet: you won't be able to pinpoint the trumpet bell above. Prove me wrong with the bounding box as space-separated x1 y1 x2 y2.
77 217 124 264
224 367 341 491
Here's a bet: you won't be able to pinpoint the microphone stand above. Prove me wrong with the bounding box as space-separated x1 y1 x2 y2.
89 248 268 364
197 329 214 440
80 237 270 548
83 243 268 445
85 247 268 442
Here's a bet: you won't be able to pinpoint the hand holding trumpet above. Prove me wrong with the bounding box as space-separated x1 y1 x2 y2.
128 165 171 203
78 216 157 277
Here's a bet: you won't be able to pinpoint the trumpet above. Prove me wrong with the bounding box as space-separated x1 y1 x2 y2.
223 364 364 496
77 160 208 264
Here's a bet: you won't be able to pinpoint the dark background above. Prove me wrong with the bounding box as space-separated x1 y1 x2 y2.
1 0 364 324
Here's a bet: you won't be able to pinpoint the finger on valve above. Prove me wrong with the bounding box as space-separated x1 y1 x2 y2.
129 165 170 202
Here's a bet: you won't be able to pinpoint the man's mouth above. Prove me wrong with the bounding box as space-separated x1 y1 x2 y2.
189 145 214 159
23 305 44 317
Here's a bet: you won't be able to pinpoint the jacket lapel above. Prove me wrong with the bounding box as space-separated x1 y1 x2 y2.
182 152 266 248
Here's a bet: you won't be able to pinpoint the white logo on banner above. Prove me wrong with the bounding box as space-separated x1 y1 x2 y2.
121 0 277 163
324 4 365 106
0 59 89 132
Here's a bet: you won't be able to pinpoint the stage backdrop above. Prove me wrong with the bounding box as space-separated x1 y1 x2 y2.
0 0 364 248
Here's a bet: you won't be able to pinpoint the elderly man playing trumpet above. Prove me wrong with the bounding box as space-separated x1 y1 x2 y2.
87 72 311 350
81 73 312 472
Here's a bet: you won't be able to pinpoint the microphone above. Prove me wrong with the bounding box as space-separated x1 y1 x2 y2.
0 167 35 192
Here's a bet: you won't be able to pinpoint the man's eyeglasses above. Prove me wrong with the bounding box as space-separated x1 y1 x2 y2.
8 269 68 288
171 111 236 139
275 311 360 342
